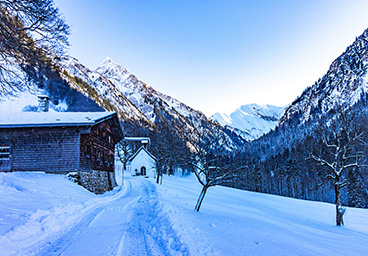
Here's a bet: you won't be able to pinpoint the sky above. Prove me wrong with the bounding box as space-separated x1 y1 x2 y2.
54 0 368 116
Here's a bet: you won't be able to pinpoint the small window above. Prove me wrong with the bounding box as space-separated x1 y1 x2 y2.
0 146 11 172
0 146 10 160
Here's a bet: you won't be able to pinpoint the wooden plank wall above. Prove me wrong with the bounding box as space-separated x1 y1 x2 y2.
84 120 116 172
0 127 81 172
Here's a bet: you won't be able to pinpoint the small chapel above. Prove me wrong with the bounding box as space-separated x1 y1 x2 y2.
125 138 157 177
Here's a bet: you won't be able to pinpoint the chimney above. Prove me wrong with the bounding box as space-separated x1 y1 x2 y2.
38 95 50 112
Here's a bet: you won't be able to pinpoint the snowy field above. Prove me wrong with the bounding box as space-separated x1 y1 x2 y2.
1 172 368 256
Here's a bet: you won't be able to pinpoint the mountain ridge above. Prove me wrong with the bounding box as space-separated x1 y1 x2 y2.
212 103 285 141
280 28 368 127
58 56 248 148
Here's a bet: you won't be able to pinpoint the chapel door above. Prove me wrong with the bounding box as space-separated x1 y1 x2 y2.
141 166 146 176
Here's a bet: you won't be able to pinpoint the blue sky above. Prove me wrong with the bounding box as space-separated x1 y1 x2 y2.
55 0 368 116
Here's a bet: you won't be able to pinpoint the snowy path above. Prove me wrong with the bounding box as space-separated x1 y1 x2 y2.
12 177 188 256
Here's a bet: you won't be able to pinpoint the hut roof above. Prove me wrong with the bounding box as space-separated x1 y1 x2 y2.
0 111 117 128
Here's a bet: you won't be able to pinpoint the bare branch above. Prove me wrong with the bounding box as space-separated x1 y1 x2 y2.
0 0 69 92
310 154 335 170
316 174 335 187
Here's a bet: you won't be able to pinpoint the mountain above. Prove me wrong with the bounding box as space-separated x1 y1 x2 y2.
212 104 285 141
59 56 151 124
0 54 247 151
60 56 243 143
230 27 368 207
59 55 205 125
280 28 368 126
249 28 368 160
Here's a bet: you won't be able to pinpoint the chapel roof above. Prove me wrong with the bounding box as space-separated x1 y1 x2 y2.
128 146 157 162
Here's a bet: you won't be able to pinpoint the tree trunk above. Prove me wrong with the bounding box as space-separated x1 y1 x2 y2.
195 185 209 212
156 170 160 184
335 183 344 226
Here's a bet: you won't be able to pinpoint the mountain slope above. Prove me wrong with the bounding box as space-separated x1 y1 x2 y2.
92 57 206 125
231 27 368 206
280 28 368 126
212 104 285 141
0 52 247 151
59 56 205 124
60 56 150 124
58 56 247 148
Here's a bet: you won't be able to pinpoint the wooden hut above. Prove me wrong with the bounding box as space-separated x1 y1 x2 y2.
0 111 123 193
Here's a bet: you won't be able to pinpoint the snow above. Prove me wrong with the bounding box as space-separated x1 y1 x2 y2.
0 91 41 112
158 176 368 255
211 112 232 126
0 90 69 113
212 104 285 141
280 33 368 126
1 172 368 256
93 56 201 123
0 111 115 128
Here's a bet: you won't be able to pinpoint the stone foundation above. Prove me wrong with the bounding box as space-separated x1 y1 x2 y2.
76 170 117 194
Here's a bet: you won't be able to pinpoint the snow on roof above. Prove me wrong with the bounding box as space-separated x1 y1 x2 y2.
128 146 157 162
0 111 117 128
124 137 151 144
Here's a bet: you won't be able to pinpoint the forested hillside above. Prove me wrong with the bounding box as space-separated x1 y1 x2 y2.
231 28 368 215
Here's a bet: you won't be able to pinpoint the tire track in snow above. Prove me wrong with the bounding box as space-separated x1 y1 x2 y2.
29 180 135 256
117 178 190 256
37 207 107 256
22 178 188 256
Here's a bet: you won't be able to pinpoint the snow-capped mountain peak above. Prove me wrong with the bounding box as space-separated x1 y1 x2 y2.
101 56 114 65
97 57 129 79
212 103 285 141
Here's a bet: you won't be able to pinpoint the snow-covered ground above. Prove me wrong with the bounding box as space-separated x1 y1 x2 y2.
159 175 368 255
1 172 368 256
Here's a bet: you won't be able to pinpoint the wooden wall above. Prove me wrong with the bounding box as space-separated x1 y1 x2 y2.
81 120 116 172
0 127 81 172
0 119 118 173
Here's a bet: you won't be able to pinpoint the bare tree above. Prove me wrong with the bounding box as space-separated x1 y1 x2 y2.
150 120 190 184
180 120 237 212
311 112 367 226
115 121 152 172
116 139 133 171
0 0 69 93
